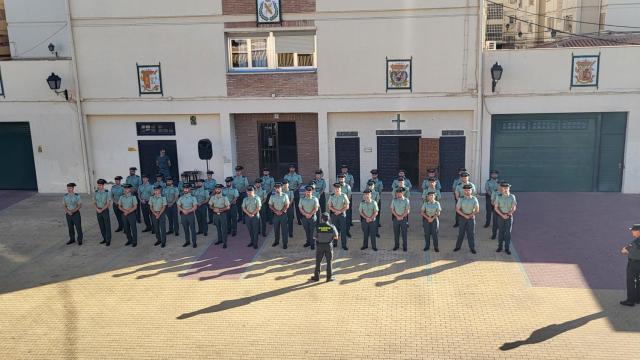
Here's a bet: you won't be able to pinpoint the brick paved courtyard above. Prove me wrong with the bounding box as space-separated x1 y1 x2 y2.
0 192 639 359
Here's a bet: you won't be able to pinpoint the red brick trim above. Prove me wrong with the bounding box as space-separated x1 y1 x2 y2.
222 0 316 16
226 72 318 97
419 138 440 183
225 20 315 29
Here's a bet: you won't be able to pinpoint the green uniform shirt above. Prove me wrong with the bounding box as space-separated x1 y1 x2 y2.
233 175 249 193
193 187 210 205
422 187 441 202
162 186 179 204
315 223 338 244
255 188 267 203
149 195 167 212
391 197 410 215
222 186 239 204
628 238 640 261
393 185 409 198
94 190 110 209
204 179 217 192
285 189 295 204
242 195 262 213
118 193 138 210
126 175 142 193
156 155 170 170
495 193 517 213
269 192 290 212
299 196 320 213
452 177 462 192
485 179 499 196
421 201 442 217
368 178 384 193
261 176 275 193
209 194 230 210
284 173 303 190
178 180 188 192
422 179 442 191
455 182 477 198
139 183 154 201
328 193 349 212
457 196 479 215
153 181 166 189
368 189 380 202
177 193 198 210
338 173 354 187
392 178 412 192
491 190 499 204
63 193 81 210
111 184 124 203
335 183 351 197
313 178 326 198
359 200 379 218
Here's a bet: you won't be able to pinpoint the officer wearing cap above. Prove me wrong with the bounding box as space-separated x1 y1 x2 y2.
421 191 441 252
310 213 339 282
209 184 230 248
153 174 166 189
150 185 168 247
177 184 198 248
393 177 409 198
269 182 290 249
494 182 517 255
455 184 479 254
392 169 412 193
193 179 210 237
336 174 353 237
156 148 172 180
391 187 410 251
254 178 269 236
366 181 381 236
284 164 303 225
454 171 476 228
119 184 139 247
328 182 350 250
422 178 441 202
299 185 320 249
338 164 355 189
620 224 640 306
178 173 189 193
162 177 180 237
233 166 249 224
359 189 379 251
451 167 467 227
63 182 83 246
484 170 500 228
111 176 125 232
139 174 154 233
422 169 442 192
282 180 296 238
223 177 240 237
312 170 327 214
125 167 142 223
204 170 217 224
94 179 112 246
260 168 275 224
368 170 384 227
242 185 262 249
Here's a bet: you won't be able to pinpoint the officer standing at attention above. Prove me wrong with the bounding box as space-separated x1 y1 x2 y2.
139 174 154 233
359 189 379 251
178 173 189 193
454 184 479 254
223 177 239 237
111 176 125 232
282 180 296 238
254 178 269 236
454 171 476 228
365 181 382 237
338 165 355 228
393 177 409 198
338 164 355 189
422 169 442 192
63 183 83 246
269 182 290 249
328 183 350 250
163 177 180 237
260 168 275 224
242 185 262 249
392 169 412 192
156 148 172 180
177 184 198 248
313 170 327 213
204 171 217 224
421 191 441 252
125 167 142 223
422 178 442 202
233 166 249 224
150 185 168 247
309 213 339 282
94 179 112 246
209 184 230 248
451 167 467 228
390 188 410 252
299 185 320 249
118 184 139 247
153 174 166 189
193 179 210 237
494 182 517 255
484 170 500 228
620 224 640 306
336 174 353 237
368 170 384 227
284 164 303 225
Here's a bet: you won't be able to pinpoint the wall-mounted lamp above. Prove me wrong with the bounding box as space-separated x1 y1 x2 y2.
48 43 59 57
46 72 69 100
490 62 503 93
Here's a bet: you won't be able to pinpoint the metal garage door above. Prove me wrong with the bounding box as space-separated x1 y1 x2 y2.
0 122 38 190
491 113 626 192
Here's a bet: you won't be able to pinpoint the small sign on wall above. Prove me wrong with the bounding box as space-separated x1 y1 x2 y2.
570 54 600 88
137 63 163 96
386 57 413 92
256 0 282 25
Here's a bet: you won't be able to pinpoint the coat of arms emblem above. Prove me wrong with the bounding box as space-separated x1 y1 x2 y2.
257 0 281 24
386 58 412 91
570 55 600 88
574 59 595 84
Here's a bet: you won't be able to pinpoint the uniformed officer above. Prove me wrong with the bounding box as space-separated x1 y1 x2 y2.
254 178 269 236
111 176 125 232
204 170 217 224
162 177 180 237
154 174 166 189
309 213 339 282
421 191 441 252
337 167 355 228
454 171 475 228
94 179 112 246
422 178 442 202
193 179 210 236
390 188 410 251
282 180 296 238
149 185 168 247
178 173 189 193
125 167 142 223
336 174 353 237
393 177 409 198
620 224 640 306
284 164 303 225
484 170 500 228
138 174 154 233
328 183 350 250
299 185 320 249
233 166 249 224
118 184 139 247
451 167 467 227
359 189 379 251
454 184 479 254
223 177 239 237
242 185 262 249
313 170 327 213
209 184 230 248
260 168 275 224
392 169 413 192
63 183 83 246
494 182 517 255
177 184 198 248
365 181 381 237
368 170 384 227
422 169 442 191
156 149 172 180
269 182 290 249
337 164 355 189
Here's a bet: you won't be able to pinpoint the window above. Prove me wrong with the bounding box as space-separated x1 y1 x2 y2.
486 24 503 41
564 15 573 32
136 122 176 136
230 38 268 69
546 17 554 30
528 23 533 32
487 3 503 20
509 16 516 24
228 32 316 71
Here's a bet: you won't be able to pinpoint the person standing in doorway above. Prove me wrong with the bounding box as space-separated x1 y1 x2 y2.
156 148 172 181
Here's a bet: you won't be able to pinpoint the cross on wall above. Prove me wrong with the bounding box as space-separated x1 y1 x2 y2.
392 114 406 130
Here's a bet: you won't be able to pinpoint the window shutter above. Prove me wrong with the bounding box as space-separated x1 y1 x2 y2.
275 35 315 54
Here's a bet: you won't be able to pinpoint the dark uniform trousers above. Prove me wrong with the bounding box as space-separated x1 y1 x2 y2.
246 214 260 247
152 213 167 246
330 213 348 248
227 203 238 234
302 216 316 246
260 205 268 236
293 191 302 223
96 209 111 244
392 216 408 250
453 200 460 227
287 206 295 237
212 211 228 245
314 242 333 279
272 213 289 246
376 200 382 227
492 209 499 238
196 204 208 235
134 193 141 222
496 215 513 250
455 216 476 250
113 203 124 230
266 193 273 224
123 212 138 245
319 193 327 214
361 218 377 249
237 192 247 223
626 259 640 303
65 211 83 244
484 194 494 226
141 202 152 230
166 203 179 235
422 218 439 249
181 212 197 246
347 196 354 226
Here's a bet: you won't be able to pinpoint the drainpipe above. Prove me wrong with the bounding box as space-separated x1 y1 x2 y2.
474 0 485 186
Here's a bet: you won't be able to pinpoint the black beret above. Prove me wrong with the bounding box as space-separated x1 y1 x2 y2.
274 182 282 187
154 185 163 190
254 178 263 183
500 182 511 188
262 168 270 172
247 186 255 191
370 169 378 174
460 172 470 177
225 177 233 182
215 184 224 189
340 164 348 168
427 191 436 196
67 182 77 187
129 167 137 171
315 169 323 174
235 165 244 171
282 179 289 184
362 189 372 194
397 177 405 181
333 182 341 188
183 183 191 189
166 176 173 181
114 176 123 180
337 174 346 178
394 188 404 193
123 184 133 188
97 179 107 185
629 224 640 231
206 171 214 174
304 185 313 191
462 184 473 189
367 181 375 185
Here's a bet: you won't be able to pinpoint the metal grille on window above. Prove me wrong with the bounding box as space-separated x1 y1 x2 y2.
487 3 503 20
136 122 176 136
501 121 528 131
486 24 503 41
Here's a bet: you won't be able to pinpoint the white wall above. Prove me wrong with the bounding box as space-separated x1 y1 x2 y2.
317 0 478 12
70 0 222 19
604 0 640 31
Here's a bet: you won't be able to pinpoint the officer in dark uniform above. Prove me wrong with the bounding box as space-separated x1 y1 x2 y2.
63 183 83 246
111 176 125 232
94 179 112 246
233 166 249 224
223 177 239 236
209 184 230 248
118 184 139 247
310 213 339 282
125 167 142 223
620 224 640 306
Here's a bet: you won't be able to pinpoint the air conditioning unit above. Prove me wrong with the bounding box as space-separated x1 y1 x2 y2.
485 41 497 50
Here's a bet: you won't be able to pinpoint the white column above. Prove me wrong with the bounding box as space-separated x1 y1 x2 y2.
219 112 235 177
318 111 329 176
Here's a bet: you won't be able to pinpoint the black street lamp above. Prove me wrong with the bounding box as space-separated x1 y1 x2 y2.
46 72 69 100
491 62 503 93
